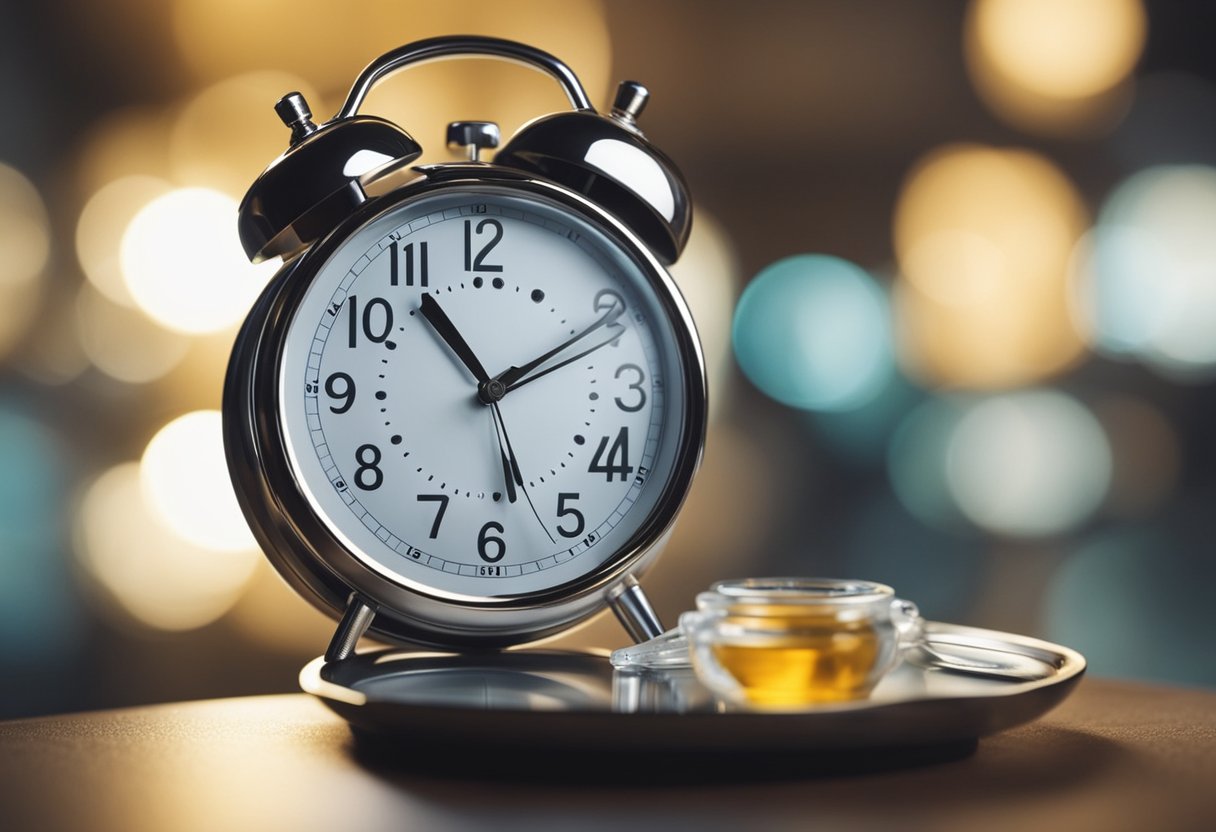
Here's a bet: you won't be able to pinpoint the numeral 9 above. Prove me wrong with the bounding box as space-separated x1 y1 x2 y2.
325 372 356 414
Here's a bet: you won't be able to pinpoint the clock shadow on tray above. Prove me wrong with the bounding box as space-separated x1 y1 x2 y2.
311 649 981 785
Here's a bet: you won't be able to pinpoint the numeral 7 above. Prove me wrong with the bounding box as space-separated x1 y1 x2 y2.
417 494 449 539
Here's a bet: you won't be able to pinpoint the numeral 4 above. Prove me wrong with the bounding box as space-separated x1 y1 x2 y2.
588 427 633 482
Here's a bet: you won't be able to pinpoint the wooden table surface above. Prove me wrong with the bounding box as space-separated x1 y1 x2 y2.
1 677 1213 832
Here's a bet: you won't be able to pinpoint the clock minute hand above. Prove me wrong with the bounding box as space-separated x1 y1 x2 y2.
496 303 625 392
499 328 622 394
419 292 490 384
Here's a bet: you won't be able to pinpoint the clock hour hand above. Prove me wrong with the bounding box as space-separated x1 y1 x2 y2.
489 406 518 504
420 293 522 506
495 296 625 393
419 292 490 384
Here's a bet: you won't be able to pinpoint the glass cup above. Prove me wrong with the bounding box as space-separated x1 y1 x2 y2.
678 578 923 709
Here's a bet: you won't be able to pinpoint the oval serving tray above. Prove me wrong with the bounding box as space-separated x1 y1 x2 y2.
301 622 1085 753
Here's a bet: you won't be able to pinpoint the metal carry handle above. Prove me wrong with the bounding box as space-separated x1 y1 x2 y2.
336 35 595 120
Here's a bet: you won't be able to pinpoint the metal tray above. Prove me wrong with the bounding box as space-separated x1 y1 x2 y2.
301 622 1085 753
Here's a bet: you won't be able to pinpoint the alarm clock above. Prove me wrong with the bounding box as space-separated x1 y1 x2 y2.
224 36 707 662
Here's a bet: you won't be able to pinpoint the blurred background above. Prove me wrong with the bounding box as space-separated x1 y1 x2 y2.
1 0 1214 719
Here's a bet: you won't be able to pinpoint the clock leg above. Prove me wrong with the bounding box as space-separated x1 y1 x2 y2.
608 577 665 643
324 595 377 662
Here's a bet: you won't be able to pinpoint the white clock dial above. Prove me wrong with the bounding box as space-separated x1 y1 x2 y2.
279 188 688 599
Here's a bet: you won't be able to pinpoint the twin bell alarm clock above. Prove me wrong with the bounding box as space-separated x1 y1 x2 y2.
223 36 707 666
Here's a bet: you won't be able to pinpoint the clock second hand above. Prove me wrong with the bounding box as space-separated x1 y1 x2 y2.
491 402 555 544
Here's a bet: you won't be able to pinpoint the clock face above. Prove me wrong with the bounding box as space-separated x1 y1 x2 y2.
278 186 692 601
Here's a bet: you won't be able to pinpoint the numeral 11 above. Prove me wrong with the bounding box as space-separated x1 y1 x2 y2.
390 241 428 287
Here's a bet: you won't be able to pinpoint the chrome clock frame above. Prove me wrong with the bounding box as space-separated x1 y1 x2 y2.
224 164 707 652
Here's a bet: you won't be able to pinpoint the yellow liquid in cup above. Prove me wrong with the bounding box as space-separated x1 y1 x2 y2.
709 613 882 706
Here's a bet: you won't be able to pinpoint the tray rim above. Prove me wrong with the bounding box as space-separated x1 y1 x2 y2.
299 622 1086 749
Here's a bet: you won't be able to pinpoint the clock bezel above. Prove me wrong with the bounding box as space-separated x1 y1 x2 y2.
223 164 707 648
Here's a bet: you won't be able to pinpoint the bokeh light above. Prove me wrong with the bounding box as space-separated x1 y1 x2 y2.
74 284 190 384
668 208 739 421
76 175 171 307
1072 164 1216 378
0 162 50 360
965 0 1145 135
733 254 894 412
946 390 1112 537
970 0 1144 98
140 410 258 552
0 405 78 658
76 462 258 632
893 144 1089 388
120 187 276 334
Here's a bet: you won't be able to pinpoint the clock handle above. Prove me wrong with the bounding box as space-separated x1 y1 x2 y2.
336 35 595 121
608 577 666 643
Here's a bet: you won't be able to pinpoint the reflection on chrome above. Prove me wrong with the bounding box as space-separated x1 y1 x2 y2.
584 139 675 220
